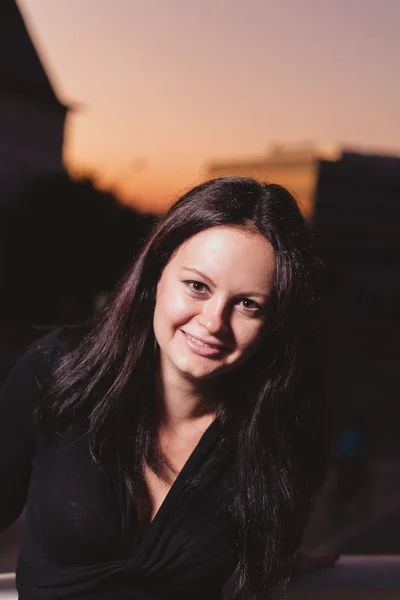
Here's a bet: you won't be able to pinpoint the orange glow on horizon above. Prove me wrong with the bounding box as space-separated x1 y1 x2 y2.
65 152 204 215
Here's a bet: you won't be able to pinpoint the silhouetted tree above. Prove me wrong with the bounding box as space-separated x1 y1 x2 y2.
0 172 155 326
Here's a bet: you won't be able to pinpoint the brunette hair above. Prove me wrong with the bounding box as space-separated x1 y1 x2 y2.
39 177 328 599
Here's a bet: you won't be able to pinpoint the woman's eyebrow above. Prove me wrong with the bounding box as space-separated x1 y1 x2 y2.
181 267 216 288
182 267 270 299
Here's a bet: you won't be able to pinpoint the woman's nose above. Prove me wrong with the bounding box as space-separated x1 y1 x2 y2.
197 302 230 335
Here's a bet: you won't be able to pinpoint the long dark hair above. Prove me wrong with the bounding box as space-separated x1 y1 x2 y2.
38 177 328 599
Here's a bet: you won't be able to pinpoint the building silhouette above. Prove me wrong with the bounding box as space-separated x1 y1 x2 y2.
314 151 400 458
0 0 68 203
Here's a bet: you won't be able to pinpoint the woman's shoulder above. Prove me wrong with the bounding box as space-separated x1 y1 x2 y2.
6 324 90 386
33 324 88 355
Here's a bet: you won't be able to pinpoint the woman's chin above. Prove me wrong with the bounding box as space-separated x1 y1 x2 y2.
176 358 226 382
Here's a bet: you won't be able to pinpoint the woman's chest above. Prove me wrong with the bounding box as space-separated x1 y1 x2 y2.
143 434 201 523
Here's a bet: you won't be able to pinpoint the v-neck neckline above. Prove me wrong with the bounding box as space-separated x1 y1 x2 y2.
138 418 219 542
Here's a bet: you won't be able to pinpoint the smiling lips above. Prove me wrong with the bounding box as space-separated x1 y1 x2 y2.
181 330 228 357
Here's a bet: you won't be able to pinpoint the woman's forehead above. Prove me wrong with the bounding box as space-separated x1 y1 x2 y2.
176 225 272 257
167 226 275 291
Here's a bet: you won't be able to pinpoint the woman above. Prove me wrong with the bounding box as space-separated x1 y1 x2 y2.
0 177 328 600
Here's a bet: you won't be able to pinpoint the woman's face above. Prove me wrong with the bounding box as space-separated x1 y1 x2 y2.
153 225 275 385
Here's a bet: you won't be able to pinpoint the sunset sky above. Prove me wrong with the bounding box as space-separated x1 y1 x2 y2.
17 0 400 212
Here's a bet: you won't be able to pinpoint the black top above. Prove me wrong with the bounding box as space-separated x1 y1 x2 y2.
0 330 237 599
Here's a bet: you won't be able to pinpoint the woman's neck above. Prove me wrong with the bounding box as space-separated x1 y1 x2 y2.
156 369 217 430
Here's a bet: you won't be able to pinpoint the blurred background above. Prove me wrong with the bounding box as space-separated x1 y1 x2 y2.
0 0 400 594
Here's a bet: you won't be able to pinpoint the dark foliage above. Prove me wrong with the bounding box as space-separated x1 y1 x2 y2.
0 172 154 325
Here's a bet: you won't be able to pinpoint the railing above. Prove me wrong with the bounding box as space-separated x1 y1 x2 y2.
285 555 400 599
0 573 16 600
1 556 400 599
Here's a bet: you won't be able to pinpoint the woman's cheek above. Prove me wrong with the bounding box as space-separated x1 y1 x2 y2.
166 293 195 324
233 317 265 351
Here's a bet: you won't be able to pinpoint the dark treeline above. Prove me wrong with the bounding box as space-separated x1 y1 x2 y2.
0 171 155 382
0 171 155 326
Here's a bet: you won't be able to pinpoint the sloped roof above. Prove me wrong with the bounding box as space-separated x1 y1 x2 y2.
0 0 67 108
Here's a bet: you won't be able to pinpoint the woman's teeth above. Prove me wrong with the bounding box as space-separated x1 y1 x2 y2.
185 332 216 348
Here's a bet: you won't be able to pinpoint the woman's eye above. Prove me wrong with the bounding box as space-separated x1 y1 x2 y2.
185 281 208 294
238 298 263 315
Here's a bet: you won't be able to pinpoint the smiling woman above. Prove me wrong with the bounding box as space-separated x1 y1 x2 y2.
0 177 328 600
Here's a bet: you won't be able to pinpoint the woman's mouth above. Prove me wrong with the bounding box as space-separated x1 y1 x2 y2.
181 330 228 357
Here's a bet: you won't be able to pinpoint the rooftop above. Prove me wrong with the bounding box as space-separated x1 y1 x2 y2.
0 0 67 108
